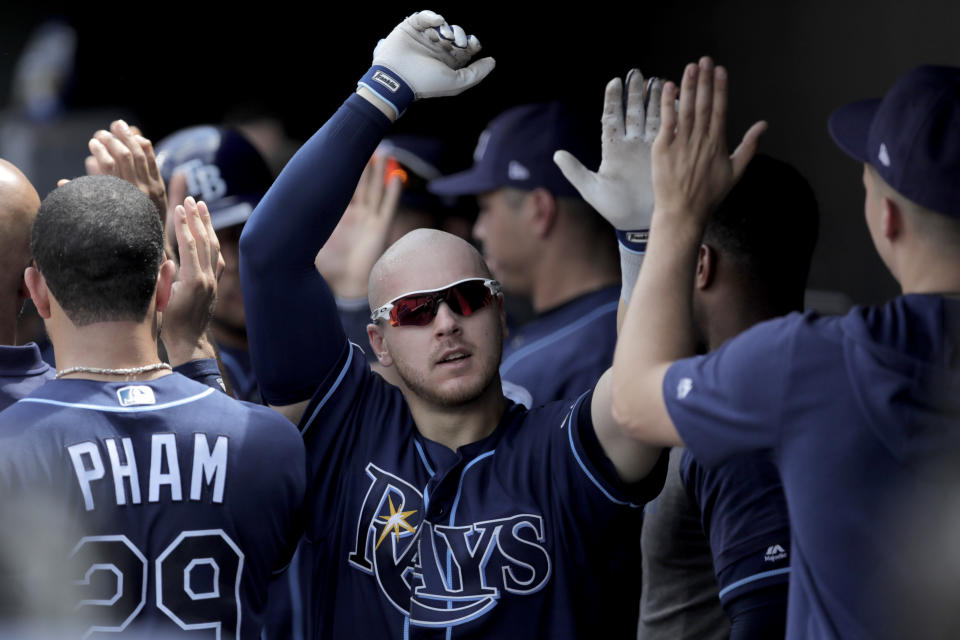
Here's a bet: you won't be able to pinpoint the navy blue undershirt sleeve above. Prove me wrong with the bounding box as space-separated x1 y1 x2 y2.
239 94 392 406
726 583 788 640
173 358 226 392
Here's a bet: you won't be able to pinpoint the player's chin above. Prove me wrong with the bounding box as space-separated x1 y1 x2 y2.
430 369 498 407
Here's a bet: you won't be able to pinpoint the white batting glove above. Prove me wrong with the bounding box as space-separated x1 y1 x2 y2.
554 69 662 252
358 11 496 119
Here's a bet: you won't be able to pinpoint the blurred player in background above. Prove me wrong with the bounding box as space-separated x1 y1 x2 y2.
154 125 274 402
430 102 620 407
0 159 54 409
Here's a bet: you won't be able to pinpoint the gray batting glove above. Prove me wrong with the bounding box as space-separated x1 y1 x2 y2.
554 70 662 246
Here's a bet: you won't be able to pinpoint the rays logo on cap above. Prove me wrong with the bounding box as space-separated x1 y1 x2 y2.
117 385 156 407
180 158 228 203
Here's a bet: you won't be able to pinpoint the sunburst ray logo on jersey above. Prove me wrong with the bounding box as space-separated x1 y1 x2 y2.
375 495 417 549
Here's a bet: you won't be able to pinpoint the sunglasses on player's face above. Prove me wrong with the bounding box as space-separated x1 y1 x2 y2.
371 277 502 327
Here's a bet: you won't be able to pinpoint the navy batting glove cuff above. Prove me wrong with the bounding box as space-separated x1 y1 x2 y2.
358 65 416 120
616 229 649 254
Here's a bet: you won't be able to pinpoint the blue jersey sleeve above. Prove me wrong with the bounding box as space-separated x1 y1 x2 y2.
679 449 791 606
239 94 392 406
173 358 227 393
568 390 669 507
663 313 805 467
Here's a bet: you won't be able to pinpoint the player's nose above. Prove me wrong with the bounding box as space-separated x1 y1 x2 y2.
432 301 461 336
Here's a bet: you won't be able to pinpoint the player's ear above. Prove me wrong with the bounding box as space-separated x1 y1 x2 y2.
155 258 177 312
367 323 394 367
24 264 50 319
881 195 903 240
529 188 558 237
695 244 716 290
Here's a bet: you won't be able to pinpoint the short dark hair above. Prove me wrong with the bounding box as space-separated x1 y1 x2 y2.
703 154 819 313
31 175 164 326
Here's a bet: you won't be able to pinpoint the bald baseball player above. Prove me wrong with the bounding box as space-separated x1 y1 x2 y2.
0 159 54 408
609 60 960 639
239 11 667 639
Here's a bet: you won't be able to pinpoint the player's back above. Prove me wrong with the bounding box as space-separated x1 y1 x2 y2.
0 373 305 639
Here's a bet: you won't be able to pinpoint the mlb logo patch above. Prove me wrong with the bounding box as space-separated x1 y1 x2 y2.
117 385 157 407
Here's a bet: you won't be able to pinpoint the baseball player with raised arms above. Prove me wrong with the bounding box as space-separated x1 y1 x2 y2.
606 59 960 638
239 11 667 639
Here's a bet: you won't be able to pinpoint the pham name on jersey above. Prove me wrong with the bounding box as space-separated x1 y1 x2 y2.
67 434 228 511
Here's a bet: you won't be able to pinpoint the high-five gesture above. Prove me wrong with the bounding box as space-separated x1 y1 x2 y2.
554 69 663 233
651 57 766 224
611 57 768 446
162 196 223 366
85 120 169 229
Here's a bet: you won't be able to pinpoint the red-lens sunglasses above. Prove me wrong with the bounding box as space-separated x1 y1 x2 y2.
371 278 502 327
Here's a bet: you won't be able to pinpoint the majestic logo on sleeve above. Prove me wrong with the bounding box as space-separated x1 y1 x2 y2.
348 463 551 628
764 544 787 562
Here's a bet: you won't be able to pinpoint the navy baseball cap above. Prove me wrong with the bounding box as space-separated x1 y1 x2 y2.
155 126 273 230
428 101 597 199
828 65 960 218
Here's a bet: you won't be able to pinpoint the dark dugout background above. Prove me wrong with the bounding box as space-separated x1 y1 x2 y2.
1 0 958 306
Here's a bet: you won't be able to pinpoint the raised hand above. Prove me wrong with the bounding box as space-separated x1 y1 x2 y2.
86 120 168 228
651 57 766 225
314 153 403 298
554 69 663 232
161 197 224 366
359 10 496 119
82 120 179 260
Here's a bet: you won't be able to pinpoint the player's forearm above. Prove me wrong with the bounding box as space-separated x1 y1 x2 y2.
238 95 391 405
611 213 702 440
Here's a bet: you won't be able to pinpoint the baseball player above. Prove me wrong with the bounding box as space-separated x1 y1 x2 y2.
239 11 667 639
629 154 817 640
0 159 54 410
430 102 620 408
608 59 960 639
0 175 306 638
